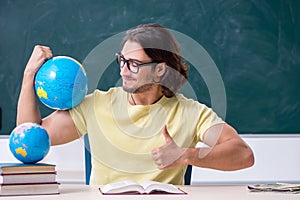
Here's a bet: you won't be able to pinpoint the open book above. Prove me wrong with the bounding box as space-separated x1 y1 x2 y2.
99 180 187 195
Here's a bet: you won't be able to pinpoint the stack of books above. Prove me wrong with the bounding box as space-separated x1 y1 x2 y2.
0 163 59 196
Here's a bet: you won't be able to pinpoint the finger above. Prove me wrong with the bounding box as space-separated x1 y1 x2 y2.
151 150 158 160
45 51 53 60
162 125 172 143
41 47 53 59
153 159 165 169
36 45 52 57
151 148 158 155
157 164 164 170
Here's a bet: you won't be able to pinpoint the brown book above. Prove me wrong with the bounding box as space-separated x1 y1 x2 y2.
99 180 187 195
0 163 56 174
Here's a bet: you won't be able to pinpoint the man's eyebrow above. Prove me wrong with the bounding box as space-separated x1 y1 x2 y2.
129 58 143 63
120 51 146 64
123 55 143 64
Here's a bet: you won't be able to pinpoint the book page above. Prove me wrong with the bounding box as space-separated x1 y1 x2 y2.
140 181 184 194
100 180 145 194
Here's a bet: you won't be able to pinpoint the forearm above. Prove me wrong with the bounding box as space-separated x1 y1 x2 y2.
183 138 254 171
17 45 53 126
17 71 41 125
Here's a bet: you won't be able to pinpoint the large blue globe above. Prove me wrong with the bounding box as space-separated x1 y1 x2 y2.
34 56 88 110
9 122 50 164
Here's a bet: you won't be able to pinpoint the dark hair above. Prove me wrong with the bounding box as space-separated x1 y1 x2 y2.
121 24 189 97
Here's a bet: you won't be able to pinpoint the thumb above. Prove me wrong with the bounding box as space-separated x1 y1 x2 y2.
162 125 172 143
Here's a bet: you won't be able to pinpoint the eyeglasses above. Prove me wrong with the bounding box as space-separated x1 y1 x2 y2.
115 53 158 74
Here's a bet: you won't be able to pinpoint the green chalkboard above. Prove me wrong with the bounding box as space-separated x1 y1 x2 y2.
0 0 299 135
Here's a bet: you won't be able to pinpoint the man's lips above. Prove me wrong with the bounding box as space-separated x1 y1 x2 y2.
122 76 136 82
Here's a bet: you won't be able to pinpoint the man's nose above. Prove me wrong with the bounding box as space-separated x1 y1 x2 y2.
120 63 131 76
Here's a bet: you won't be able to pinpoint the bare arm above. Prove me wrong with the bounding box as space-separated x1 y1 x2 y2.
17 45 52 125
152 123 254 171
41 110 80 146
186 123 254 171
17 45 80 145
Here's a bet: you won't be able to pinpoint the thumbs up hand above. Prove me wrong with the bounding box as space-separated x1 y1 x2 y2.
151 125 187 170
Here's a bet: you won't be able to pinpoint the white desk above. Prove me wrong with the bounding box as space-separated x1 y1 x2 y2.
2 184 299 200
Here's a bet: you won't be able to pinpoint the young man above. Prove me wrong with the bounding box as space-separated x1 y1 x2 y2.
17 24 254 185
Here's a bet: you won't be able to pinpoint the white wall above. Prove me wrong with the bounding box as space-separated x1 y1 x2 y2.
192 134 300 185
1 134 300 185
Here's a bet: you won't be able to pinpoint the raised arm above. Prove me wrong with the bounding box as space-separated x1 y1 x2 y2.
17 45 52 125
17 45 80 145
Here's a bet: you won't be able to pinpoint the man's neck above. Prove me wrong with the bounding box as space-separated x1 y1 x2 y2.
130 86 164 105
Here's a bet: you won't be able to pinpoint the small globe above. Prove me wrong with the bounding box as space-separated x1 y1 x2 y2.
34 56 88 110
9 122 50 164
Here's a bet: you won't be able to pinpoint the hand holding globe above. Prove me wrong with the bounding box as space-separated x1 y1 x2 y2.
34 56 88 110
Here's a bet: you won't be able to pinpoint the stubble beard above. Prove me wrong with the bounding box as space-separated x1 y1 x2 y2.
122 73 156 94
122 83 155 94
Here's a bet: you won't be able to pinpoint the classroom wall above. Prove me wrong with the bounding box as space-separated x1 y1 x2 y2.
1 135 300 185
1 0 300 136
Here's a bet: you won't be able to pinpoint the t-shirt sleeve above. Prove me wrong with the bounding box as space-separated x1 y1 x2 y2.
69 93 94 136
196 104 225 142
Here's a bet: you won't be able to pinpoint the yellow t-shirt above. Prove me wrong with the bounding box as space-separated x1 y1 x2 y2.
69 87 224 185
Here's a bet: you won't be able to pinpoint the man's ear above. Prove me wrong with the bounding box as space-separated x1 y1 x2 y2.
155 63 167 78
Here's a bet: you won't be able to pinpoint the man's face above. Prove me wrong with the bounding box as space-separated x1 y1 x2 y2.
120 40 156 93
